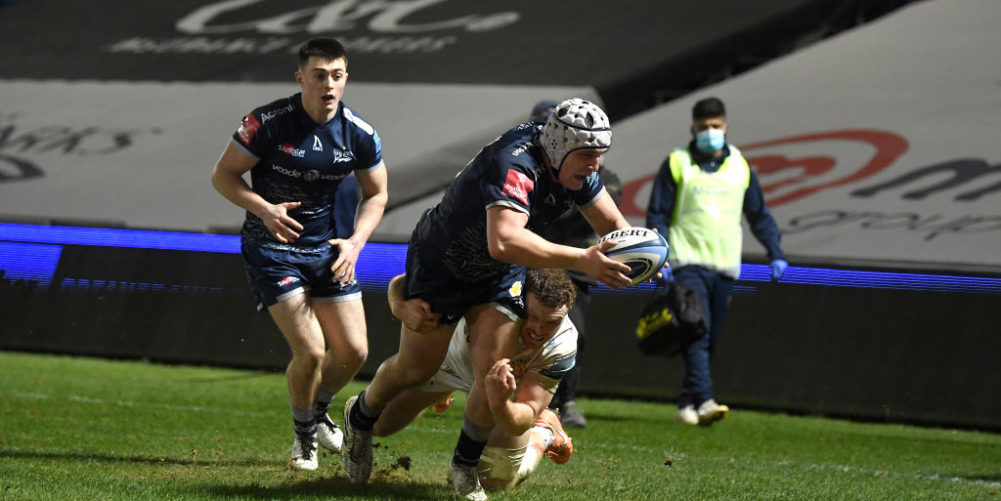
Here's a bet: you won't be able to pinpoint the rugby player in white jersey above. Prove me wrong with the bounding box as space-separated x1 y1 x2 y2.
376 268 578 490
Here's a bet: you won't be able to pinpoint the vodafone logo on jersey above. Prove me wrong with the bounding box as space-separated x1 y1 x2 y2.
620 129 909 215
502 169 533 206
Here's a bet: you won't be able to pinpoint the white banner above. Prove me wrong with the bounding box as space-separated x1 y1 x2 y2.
2 0 998 271
607 0 1001 270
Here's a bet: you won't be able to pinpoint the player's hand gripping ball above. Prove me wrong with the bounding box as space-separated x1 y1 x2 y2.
598 227 669 286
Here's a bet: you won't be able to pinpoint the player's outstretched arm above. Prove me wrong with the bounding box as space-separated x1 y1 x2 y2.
486 207 631 288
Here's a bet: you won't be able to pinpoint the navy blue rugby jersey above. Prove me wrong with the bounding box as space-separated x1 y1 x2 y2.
411 122 604 282
231 93 383 250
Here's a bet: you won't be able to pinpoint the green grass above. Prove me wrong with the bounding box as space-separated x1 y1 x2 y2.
1 351 999 501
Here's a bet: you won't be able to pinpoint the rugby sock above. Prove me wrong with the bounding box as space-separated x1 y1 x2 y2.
292 405 317 435
313 389 335 417
452 415 492 467
349 389 381 431
531 425 556 449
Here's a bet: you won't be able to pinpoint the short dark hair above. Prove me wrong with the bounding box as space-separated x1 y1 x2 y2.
297 38 348 69
525 269 577 309
692 97 726 121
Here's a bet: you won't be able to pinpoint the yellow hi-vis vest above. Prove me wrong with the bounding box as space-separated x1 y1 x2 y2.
667 145 750 279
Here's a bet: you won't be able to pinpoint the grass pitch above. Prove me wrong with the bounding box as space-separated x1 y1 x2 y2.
1 351 998 500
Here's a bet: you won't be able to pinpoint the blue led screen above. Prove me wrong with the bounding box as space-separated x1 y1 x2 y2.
2 222 999 295
0 241 63 289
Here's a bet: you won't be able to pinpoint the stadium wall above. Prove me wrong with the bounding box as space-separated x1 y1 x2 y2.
1 228 998 431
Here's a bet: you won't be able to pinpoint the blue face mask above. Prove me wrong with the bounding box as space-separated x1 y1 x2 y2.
695 128 726 154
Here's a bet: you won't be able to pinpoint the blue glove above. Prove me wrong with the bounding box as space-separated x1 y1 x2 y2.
770 259 788 282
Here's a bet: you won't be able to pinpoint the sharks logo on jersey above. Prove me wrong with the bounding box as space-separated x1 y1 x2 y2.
331 148 355 164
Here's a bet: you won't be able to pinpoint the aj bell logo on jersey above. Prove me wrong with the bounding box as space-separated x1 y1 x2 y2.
279 143 305 158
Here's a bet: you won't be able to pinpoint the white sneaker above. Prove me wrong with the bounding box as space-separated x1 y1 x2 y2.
291 431 318 470
449 462 487 501
316 413 343 453
676 404 698 425
697 399 730 426
341 395 373 484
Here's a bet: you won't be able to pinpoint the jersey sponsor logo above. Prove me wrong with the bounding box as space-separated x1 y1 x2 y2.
260 103 294 124
508 280 522 298
502 169 533 206
276 276 299 287
279 143 305 158
540 351 576 379
271 163 302 178
511 141 531 157
312 135 323 152
237 114 260 145
271 163 348 182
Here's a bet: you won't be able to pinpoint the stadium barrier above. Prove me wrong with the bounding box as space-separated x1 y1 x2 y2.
1 225 998 431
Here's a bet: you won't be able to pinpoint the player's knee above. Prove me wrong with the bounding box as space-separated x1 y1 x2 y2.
397 360 440 386
292 346 326 370
340 345 368 370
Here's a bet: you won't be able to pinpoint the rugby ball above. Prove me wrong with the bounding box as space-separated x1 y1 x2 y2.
598 227 669 285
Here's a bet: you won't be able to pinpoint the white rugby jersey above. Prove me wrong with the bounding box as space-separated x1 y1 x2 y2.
423 314 578 394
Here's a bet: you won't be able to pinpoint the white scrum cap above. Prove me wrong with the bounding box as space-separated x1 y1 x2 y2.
540 98 612 170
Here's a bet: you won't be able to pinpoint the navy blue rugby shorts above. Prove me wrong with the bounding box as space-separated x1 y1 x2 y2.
242 241 362 310
403 242 525 326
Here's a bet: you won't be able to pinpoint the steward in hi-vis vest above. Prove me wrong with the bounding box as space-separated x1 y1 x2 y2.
644 96 787 428
665 145 750 279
